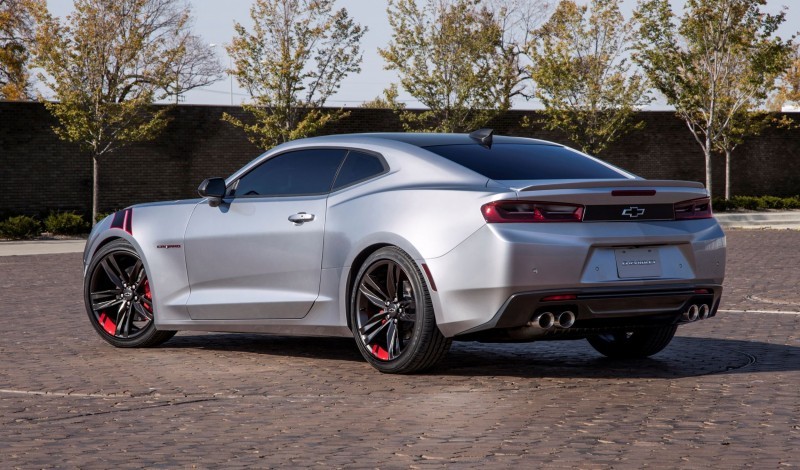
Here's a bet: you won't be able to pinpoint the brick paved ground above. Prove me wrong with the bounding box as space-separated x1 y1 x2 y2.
0 229 798 468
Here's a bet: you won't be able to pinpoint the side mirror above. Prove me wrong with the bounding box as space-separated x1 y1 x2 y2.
197 177 227 206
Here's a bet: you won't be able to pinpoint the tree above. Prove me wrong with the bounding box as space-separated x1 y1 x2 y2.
770 43 800 110
486 0 553 110
163 30 223 104
0 0 41 100
379 0 540 132
223 0 366 150
33 0 221 222
634 0 792 196
527 0 651 155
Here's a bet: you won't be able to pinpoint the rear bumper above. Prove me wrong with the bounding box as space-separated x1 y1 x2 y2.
426 220 726 337
457 284 722 338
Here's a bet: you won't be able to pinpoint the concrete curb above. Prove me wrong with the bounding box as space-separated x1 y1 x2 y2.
0 239 86 257
715 211 800 230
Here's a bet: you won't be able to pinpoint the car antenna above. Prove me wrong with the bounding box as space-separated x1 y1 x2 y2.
469 128 493 148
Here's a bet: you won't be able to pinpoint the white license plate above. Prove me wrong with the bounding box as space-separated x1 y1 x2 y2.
615 247 662 278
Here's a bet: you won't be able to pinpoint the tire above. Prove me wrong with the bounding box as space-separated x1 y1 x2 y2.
84 239 176 348
350 247 451 373
586 325 677 359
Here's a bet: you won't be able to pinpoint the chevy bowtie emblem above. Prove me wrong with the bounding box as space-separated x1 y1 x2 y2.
622 206 646 218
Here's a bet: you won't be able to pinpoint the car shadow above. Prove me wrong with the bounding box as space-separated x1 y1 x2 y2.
164 333 800 379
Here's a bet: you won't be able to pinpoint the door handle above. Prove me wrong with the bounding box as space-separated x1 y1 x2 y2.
288 212 315 224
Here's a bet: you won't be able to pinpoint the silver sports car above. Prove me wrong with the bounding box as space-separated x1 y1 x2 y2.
83 130 726 373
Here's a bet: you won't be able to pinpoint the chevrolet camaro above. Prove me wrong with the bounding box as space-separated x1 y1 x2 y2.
83 130 726 373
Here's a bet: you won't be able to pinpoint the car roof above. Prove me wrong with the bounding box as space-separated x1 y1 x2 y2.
329 133 561 147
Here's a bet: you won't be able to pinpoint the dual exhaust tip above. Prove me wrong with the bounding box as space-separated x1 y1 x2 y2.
682 304 710 322
528 304 709 330
528 310 576 330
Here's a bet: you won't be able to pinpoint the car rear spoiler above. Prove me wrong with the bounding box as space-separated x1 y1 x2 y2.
499 179 706 192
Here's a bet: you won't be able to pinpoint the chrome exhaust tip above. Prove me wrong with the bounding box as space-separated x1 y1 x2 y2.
698 304 710 320
528 312 555 330
683 304 700 322
557 311 576 329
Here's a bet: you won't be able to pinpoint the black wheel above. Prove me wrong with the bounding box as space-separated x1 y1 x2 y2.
586 325 677 359
84 239 176 348
350 247 451 373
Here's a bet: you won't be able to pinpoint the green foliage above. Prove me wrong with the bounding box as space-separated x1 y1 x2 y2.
0 215 41 239
527 0 651 155
32 0 216 222
95 212 113 223
379 0 518 132
44 212 89 235
713 195 800 211
770 43 800 111
32 0 185 156
223 0 365 150
361 93 393 109
634 0 793 195
0 0 42 99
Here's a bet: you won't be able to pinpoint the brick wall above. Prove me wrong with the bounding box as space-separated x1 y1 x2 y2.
1 101 798 218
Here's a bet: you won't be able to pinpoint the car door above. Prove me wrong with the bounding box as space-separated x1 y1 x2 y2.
183 148 347 320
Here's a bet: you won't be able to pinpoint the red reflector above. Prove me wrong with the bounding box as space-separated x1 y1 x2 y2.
611 190 657 197
694 289 710 294
421 263 437 291
541 294 577 302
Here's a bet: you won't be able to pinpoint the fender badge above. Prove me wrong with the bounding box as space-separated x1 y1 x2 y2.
156 244 182 249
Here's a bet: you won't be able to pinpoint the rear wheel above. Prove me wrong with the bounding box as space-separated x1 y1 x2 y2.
587 325 677 359
84 239 176 348
350 247 451 373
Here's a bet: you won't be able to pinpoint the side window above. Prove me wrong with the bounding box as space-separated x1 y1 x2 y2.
232 148 347 197
332 151 386 190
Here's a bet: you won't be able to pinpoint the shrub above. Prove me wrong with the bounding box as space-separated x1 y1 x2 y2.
0 215 42 240
712 196 800 211
44 212 90 235
95 212 113 223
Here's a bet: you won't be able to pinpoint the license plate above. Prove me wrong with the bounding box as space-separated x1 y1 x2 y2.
615 247 662 278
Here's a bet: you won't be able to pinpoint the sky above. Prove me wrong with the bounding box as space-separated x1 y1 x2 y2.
45 0 800 109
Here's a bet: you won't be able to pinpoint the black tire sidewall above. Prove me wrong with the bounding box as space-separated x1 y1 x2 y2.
84 239 169 348
349 247 437 373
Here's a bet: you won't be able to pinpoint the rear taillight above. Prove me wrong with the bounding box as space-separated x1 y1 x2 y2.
481 201 584 223
674 197 712 220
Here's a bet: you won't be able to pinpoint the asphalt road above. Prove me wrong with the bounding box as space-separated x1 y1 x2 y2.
0 229 798 468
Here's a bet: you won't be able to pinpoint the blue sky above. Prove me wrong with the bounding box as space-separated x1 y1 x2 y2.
46 0 800 109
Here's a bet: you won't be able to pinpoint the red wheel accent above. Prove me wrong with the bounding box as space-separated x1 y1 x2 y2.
98 312 116 335
143 280 152 312
371 344 389 360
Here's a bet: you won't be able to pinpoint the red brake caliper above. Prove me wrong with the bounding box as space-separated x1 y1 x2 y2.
143 280 152 312
370 310 390 360
98 312 116 335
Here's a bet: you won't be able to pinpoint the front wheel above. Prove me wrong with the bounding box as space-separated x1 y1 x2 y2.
84 239 176 348
350 247 451 373
586 325 677 359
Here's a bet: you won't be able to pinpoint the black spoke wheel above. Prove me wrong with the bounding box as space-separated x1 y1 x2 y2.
587 325 677 359
350 247 451 373
84 239 176 348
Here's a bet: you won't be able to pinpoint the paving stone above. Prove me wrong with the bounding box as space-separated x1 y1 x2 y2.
0 229 798 467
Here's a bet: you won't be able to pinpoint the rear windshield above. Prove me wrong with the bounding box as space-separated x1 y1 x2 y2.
422 143 628 180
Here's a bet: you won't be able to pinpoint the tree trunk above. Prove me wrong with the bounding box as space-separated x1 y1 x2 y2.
92 154 99 226
704 137 713 197
724 148 731 200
